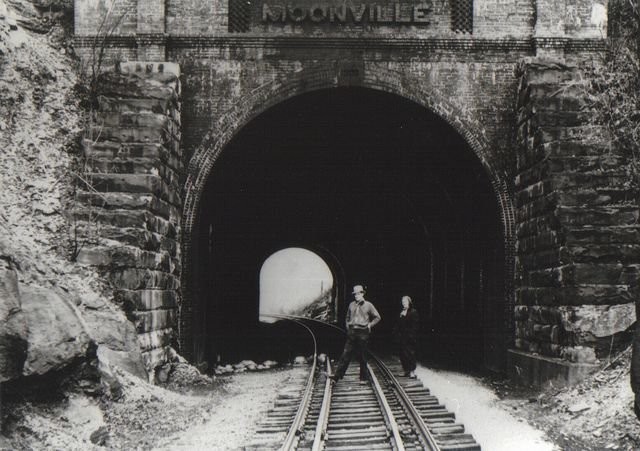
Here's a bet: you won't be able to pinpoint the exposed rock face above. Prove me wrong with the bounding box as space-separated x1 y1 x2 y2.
97 344 147 380
0 264 148 384
84 309 145 361
560 304 636 339
96 345 145 398
0 10 149 389
20 285 91 376
5 0 72 33
0 237 146 385
0 254 28 382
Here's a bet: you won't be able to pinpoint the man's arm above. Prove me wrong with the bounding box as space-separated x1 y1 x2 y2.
367 303 381 330
345 302 352 329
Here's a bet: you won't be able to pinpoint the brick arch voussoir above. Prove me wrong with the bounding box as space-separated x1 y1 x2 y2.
182 70 338 234
184 71 507 236
361 73 496 179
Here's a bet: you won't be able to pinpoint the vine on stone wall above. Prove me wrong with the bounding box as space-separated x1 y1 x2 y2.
75 1 130 109
66 3 131 261
588 0 640 194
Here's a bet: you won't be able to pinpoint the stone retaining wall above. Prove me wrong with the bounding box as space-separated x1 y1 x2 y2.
75 62 182 374
512 59 637 384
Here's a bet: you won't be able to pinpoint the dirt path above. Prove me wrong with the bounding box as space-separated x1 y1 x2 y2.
153 367 307 450
415 365 557 450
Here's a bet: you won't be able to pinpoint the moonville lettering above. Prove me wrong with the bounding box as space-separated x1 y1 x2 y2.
261 2 432 24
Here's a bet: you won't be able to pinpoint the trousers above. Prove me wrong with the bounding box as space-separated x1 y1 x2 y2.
334 328 370 380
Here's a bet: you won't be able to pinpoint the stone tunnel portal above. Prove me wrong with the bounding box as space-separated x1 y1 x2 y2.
189 87 506 371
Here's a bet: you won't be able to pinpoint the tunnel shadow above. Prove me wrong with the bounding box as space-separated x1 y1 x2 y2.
189 87 506 373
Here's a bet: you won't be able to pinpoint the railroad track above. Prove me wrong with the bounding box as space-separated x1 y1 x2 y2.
248 315 480 450
247 357 480 450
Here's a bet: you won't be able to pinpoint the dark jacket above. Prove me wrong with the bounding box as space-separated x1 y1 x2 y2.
394 308 420 345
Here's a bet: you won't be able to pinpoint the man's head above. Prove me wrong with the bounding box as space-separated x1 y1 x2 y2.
352 284 365 302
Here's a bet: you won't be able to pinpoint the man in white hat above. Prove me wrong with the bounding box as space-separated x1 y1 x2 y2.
330 284 381 384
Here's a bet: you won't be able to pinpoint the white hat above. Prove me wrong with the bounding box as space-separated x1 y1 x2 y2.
352 285 365 294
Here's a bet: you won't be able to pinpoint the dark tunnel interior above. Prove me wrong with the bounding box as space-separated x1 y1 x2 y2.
190 87 506 373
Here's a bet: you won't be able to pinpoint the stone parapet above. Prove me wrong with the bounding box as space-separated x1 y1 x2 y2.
76 62 182 376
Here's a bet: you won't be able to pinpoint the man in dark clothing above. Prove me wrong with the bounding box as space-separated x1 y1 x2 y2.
330 284 381 384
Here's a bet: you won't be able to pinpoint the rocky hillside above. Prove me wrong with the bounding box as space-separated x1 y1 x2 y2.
290 288 335 322
0 0 149 398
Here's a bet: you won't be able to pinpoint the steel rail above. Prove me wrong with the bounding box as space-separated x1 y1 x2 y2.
259 314 318 451
261 313 441 450
311 359 333 451
260 312 346 335
369 353 442 451
367 361 406 451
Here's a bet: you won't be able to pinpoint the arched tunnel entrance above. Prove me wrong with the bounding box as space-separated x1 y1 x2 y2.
189 87 507 373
